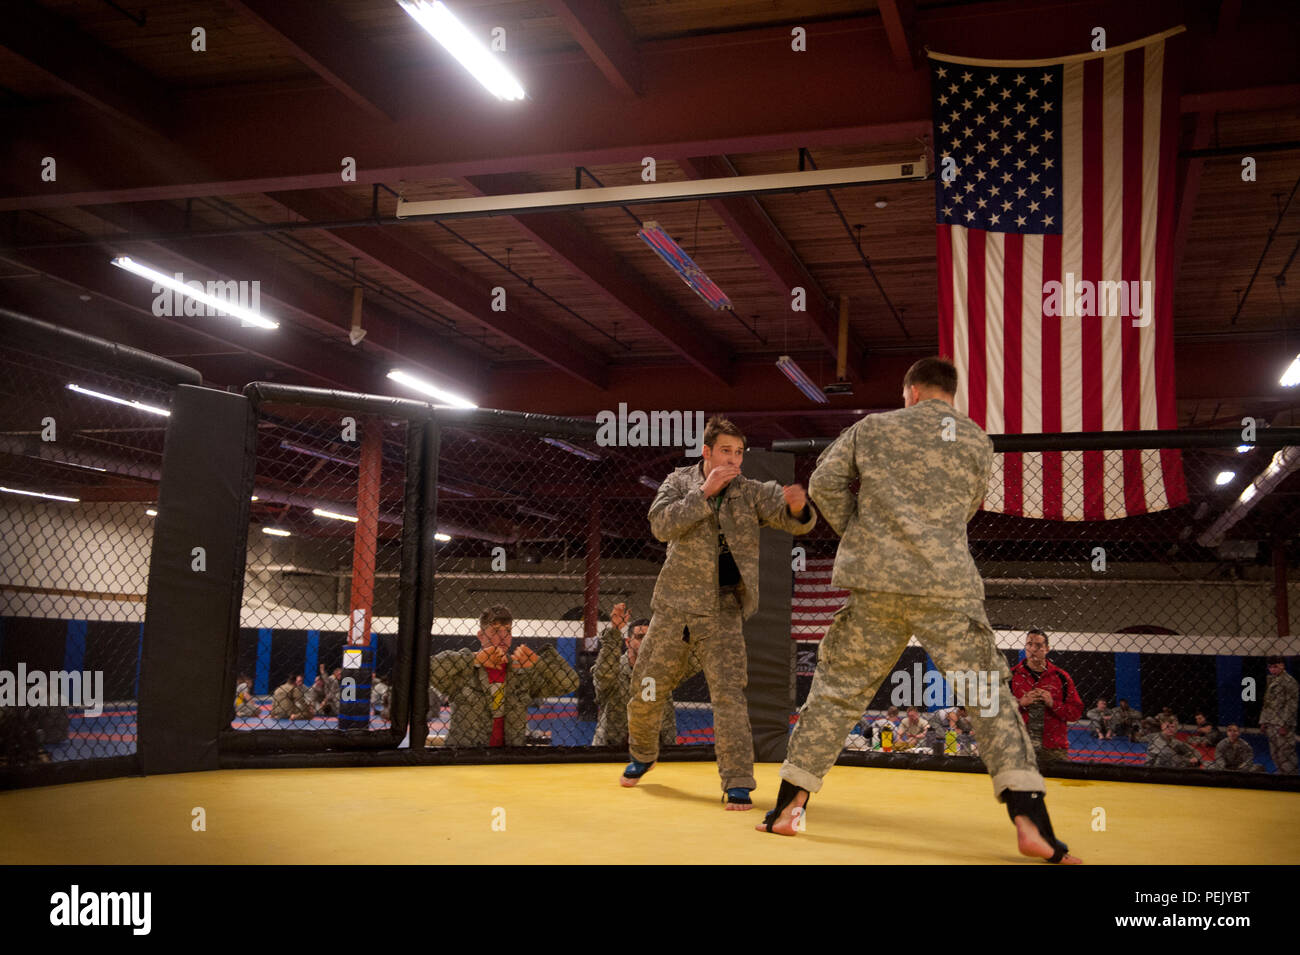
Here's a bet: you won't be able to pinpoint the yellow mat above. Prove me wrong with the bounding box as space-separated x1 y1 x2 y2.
3 762 1297 864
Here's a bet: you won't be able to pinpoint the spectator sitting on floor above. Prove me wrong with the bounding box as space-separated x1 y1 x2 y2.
1208 724 1263 772
1086 697 1115 739
895 706 931 752
1146 717 1201 769
319 666 343 717
1190 711 1223 749
270 674 312 720
234 672 260 718
941 706 977 755
1111 699 1142 741
1137 714 1164 742
372 672 390 720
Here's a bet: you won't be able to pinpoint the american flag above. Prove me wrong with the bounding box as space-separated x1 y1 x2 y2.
931 29 1187 520
791 557 848 640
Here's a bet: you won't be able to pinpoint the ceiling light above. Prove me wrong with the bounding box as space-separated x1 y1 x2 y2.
540 437 602 461
1236 446 1251 453
1281 355 1300 387
67 383 170 417
262 527 292 537
874 198 889 208
434 532 452 542
1215 471 1236 486
0 486 79 502
516 504 562 522
110 256 278 329
397 0 525 101
146 508 158 517
313 507 359 523
637 222 732 310
387 369 478 409
250 495 259 501
776 356 829 404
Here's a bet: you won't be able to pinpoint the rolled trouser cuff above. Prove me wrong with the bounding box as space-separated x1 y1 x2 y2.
779 761 825 793
993 768 1046 799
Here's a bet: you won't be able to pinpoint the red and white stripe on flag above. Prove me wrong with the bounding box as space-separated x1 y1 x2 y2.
933 30 1188 520
792 557 849 641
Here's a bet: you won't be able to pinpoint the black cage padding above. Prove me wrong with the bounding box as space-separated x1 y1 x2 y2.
139 385 255 776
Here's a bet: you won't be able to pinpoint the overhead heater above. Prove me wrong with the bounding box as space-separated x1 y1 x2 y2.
636 222 731 310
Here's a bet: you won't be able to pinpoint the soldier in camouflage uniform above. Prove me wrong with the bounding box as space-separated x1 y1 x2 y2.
592 603 701 746
1259 656 1298 774
429 605 578 747
1208 725 1262 772
1145 718 1201 768
623 416 816 807
757 358 1080 864
270 674 312 720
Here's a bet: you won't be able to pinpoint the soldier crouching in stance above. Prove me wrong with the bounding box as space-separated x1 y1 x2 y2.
622 416 816 808
756 358 1080 863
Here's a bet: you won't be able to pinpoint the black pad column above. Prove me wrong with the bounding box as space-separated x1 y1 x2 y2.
139 385 254 775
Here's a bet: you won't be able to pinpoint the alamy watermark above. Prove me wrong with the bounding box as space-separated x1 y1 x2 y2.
889 663 1000 716
1042 272 1152 327
595 403 705 457
151 272 261 320
0 666 103 716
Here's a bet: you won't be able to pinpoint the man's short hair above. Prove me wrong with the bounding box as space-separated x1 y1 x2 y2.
1026 628 1049 646
479 605 513 629
1159 715 1177 727
1266 654 1285 665
703 415 744 448
903 357 958 395
631 618 650 630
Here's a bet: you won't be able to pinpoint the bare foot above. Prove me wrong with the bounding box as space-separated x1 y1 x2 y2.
755 790 807 835
725 801 753 812
1014 815 1083 864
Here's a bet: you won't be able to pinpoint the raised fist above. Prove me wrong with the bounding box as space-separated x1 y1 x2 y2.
511 644 539 668
702 464 741 497
610 602 630 631
475 646 508 669
783 483 808 513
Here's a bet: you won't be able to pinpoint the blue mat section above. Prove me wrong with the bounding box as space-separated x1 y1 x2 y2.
304 630 319 683
1217 655 1243 727
1114 652 1141 710
254 629 272 695
64 620 87 674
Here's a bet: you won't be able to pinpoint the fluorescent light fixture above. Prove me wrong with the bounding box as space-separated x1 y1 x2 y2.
110 256 278 329
0 485 79 502
540 437 602 461
397 0 525 101
434 532 452 542
67 383 170 417
313 507 359 523
387 369 478 409
262 526 292 537
146 508 158 517
517 504 562 522
1236 446 1252 453
1281 355 1300 387
1215 471 1236 486
280 441 356 467
639 475 662 491
24 454 107 473
437 483 475 498
250 495 259 501
637 222 732 310
776 356 830 404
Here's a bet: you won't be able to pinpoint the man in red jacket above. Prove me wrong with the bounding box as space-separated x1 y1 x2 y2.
1011 629 1083 765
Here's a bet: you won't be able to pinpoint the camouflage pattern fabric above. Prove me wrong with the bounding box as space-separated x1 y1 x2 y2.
591 624 701 746
429 646 577 747
783 399 1045 802
1260 669 1298 774
627 593 757 791
1209 737 1262 772
647 460 816 621
1145 733 1200 768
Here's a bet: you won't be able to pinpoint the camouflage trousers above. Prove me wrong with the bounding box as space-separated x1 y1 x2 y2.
628 590 756 791
1266 728 1298 774
782 590 1046 801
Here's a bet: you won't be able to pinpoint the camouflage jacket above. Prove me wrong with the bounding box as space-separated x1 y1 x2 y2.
1260 669 1298 729
648 460 816 619
590 625 701 746
1213 737 1256 770
809 399 992 599
1146 734 1200 768
269 682 308 718
428 646 577 747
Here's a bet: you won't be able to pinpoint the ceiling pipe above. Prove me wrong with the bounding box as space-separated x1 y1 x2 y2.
1197 446 1300 548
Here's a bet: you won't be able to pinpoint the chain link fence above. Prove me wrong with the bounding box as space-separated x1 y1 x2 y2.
0 311 194 774
226 391 418 746
786 437 1299 777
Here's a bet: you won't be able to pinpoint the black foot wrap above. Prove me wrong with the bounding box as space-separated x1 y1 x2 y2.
762 779 810 832
1004 790 1069 863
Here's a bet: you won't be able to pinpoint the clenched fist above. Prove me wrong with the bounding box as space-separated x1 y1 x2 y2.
475 646 508 669
702 464 741 497
610 602 630 631
511 645 539 668
783 484 808 513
